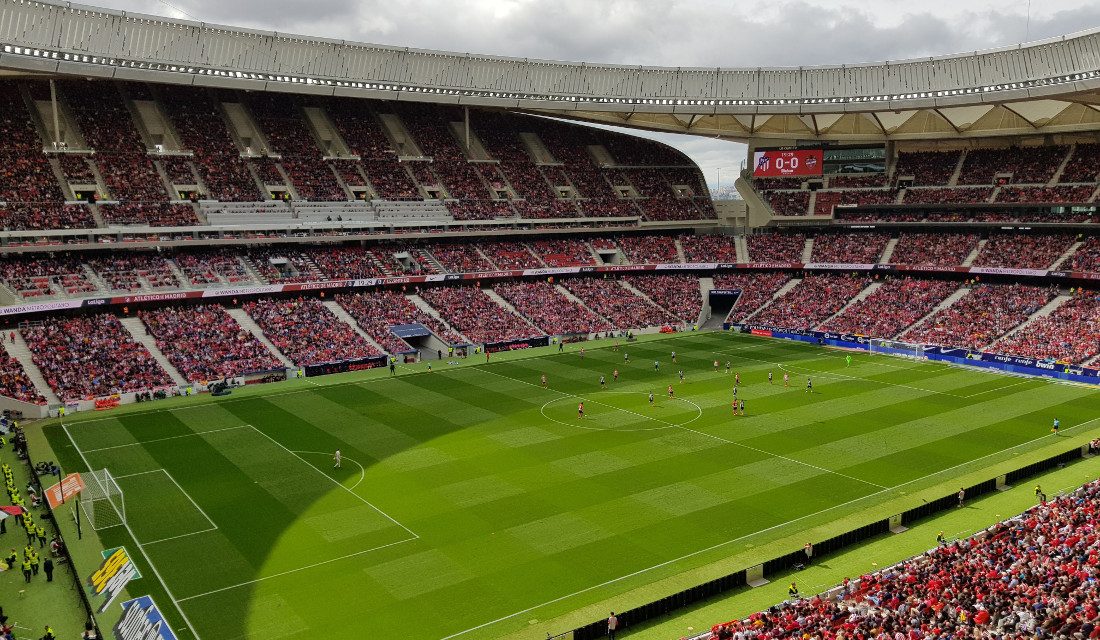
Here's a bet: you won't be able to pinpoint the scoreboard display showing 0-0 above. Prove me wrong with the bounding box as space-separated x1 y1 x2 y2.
752 149 824 177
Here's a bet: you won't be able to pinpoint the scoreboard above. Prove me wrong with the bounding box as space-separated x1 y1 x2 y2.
752 149 823 177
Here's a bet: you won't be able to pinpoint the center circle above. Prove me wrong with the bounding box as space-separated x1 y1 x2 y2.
540 391 704 432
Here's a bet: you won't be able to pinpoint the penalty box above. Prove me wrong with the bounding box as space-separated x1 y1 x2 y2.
67 421 417 553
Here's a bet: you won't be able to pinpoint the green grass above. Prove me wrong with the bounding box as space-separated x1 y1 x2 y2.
35 331 1099 640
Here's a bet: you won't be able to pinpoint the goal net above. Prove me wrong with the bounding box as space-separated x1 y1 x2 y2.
80 469 125 531
868 338 925 360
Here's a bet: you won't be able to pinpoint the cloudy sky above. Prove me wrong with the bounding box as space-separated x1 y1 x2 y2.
100 0 1100 190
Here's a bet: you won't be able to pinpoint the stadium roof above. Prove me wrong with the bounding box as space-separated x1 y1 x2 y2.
1 0 1100 141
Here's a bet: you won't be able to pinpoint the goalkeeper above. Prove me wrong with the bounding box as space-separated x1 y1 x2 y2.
846 354 852 367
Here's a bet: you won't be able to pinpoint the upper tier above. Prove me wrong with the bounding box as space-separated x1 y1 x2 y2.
1 0 1098 131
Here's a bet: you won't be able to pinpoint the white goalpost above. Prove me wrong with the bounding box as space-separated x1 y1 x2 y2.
80 469 126 530
867 338 926 360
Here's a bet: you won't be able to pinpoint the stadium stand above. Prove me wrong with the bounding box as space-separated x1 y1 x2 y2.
820 278 958 338
0 344 45 405
746 234 806 263
139 304 283 381
972 234 1076 270
418 286 541 344
902 283 1056 349
707 478 1100 640
243 298 382 366
712 273 793 323
336 289 464 353
1072 236 1100 272
811 233 890 263
751 274 869 330
22 314 173 401
680 235 738 263
493 281 611 335
618 235 680 264
560 278 675 329
889 233 980 267
993 291 1100 364
621 274 703 323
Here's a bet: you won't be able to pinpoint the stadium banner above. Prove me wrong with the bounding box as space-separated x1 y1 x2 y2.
968 267 1049 278
752 149 824 177
44 472 85 509
485 336 550 353
708 289 742 296
655 262 716 271
803 262 876 270
304 355 387 377
0 298 86 317
739 327 1099 384
88 546 139 614
739 262 802 270
114 595 178 640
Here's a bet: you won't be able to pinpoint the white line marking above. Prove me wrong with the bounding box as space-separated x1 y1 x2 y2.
143 526 219 546
475 368 887 490
244 425 418 539
293 450 367 491
960 378 1032 399
61 421 204 640
439 414 1100 640
177 537 417 602
80 425 251 452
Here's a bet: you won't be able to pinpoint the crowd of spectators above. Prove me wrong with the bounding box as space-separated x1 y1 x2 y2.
1072 236 1100 272
172 249 254 286
446 200 517 221
560 277 675 329
22 313 173 401
337 289 464 354
0 345 46 405
828 174 888 188
889 233 980 267
55 154 97 184
159 156 197 185
139 304 282 381
903 187 994 205
493 281 611 335
894 149 961 185
86 254 180 291
747 234 806 263
0 82 65 203
762 190 811 216
708 477 1100 640
429 243 497 273
836 209 1094 224
993 291 1100 364
681 234 738 263
996 185 1095 204
902 283 1055 349
306 247 385 280
622 274 703 323
99 203 198 227
820 278 958 338
814 189 899 216
0 204 94 231
245 94 346 201
959 145 1068 185
244 297 381 366
479 242 543 269
1060 143 1100 183
973 234 1076 270
0 255 96 298
419 285 541 344
527 239 596 266
158 86 262 202
751 274 869 330
245 248 324 283
811 233 890 263
618 235 680 264
712 272 792 322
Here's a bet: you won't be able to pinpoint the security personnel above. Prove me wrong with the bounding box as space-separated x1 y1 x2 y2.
36 525 45 548
20 555 30 583
28 548 39 575
42 625 56 640
4 548 15 569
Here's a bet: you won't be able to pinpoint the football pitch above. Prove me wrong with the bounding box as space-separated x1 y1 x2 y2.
41 331 1099 640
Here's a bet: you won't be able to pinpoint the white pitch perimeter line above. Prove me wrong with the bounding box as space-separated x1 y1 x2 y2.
60 421 205 640
439 413 1100 640
294 450 367 491
244 425 418 539
474 368 887 490
80 425 251 453
960 378 1033 399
